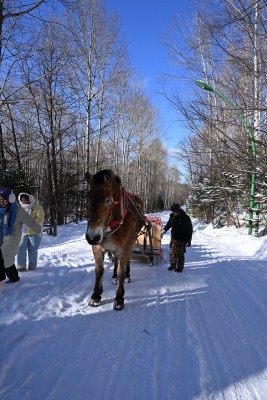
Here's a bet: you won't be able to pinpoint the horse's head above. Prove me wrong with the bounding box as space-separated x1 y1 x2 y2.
85 169 121 245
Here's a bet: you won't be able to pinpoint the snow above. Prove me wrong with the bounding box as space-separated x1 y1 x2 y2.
1 211 267 400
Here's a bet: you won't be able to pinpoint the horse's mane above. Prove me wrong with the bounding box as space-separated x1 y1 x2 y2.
93 169 122 186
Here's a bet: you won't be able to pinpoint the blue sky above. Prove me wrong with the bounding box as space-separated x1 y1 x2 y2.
106 0 194 151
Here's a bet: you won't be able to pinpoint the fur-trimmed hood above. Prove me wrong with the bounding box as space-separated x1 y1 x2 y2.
18 192 35 206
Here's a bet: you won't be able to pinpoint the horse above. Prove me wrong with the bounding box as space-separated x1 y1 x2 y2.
85 169 146 310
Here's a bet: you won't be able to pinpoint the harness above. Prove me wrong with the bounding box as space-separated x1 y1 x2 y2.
105 187 129 235
88 185 145 238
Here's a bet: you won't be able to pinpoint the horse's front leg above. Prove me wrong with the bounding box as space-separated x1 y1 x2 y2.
113 255 128 310
89 245 104 307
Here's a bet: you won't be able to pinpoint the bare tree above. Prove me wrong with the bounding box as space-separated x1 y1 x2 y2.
163 0 267 225
0 0 46 175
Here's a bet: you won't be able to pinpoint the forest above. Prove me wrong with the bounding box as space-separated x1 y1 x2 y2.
166 0 267 234
0 0 266 236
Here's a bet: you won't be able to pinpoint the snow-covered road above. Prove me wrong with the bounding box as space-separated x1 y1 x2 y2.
1 212 267 400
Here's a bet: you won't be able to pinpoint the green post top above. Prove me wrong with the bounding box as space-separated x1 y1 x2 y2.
195 80 214 92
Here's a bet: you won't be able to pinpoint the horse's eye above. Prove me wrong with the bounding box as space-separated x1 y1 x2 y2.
105 197 113 206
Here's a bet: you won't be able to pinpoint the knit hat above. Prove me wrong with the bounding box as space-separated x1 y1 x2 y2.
0 188 16 203
170 203 180 213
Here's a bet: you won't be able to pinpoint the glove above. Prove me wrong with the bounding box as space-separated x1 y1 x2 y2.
186 241 191 247
160 229 166 238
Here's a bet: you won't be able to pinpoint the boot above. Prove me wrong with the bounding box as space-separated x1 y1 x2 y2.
0 250 6 281
6 265 20 282
17 265 26 271
168 264 176 271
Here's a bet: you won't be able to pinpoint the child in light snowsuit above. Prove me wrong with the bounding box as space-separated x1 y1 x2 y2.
16 192 44 271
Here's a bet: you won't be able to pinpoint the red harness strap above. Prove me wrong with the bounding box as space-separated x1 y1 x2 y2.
107 187 129 232
108 209 127 230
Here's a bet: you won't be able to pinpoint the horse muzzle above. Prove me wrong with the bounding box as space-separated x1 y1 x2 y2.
86 232 102 245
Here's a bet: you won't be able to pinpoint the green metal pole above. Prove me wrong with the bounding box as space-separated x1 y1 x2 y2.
195 80 256 235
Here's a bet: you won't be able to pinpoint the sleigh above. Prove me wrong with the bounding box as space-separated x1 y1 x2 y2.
132 216 163 265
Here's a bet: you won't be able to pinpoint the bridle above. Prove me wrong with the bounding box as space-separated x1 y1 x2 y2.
87 184 147 239
86 185 120 236
88 215 109 227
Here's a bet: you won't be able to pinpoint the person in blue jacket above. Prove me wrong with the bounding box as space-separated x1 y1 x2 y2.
161 204 193 272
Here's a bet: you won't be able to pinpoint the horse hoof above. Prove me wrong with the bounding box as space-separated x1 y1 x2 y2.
88 298 101 307
113 300 124 310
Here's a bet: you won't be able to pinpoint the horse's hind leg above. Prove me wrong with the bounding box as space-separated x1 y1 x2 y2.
111 257 130 284
89 245 104 307
126 260 131 282
112 256 118 279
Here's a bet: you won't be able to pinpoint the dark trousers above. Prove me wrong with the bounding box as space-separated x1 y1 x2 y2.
170 239 186 268
0 249 6 281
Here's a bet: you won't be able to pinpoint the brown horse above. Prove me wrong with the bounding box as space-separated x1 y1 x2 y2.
85 169 146 310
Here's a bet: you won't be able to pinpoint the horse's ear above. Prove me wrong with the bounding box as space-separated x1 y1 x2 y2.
85 172 93 186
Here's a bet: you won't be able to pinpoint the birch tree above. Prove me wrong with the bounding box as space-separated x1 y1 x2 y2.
0 0 46 179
